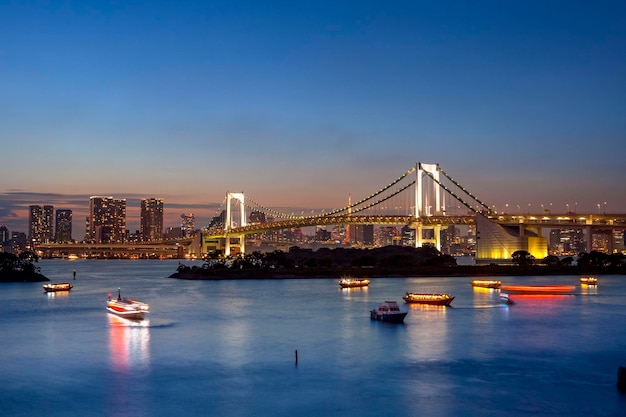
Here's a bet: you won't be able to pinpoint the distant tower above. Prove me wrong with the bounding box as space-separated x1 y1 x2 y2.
28 205 54 244
140 198 164 242
55 209 73 243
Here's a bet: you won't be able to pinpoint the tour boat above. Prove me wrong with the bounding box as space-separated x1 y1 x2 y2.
402 292 455 306
470 279 502 289
43 282 73 292
106 289 150 320
339 277 370 288
580 276 598 285
370 301 407 323
500 285 576 295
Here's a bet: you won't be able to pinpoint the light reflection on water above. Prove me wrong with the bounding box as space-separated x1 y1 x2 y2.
108 315 151 372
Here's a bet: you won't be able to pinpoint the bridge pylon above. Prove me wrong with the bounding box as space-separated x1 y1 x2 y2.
225 192 246 256
414 162 443 251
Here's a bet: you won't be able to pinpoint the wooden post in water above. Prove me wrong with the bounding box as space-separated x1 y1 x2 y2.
618 366 626 391
295 349 298 365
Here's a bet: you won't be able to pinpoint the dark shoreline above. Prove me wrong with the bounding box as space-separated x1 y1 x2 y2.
0 272 49 283
169 264 625 280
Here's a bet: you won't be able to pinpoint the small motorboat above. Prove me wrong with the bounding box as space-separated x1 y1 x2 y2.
402 292 455 306
500 293 514 305
580 277 598 285
370 301 407 323
106 288 150 320
339 277 370 288
470 279 502 289
43 282 73 292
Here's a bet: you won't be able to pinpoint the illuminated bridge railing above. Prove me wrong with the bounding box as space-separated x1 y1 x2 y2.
488 213 626 228
207 214 476 237
205 212 626 238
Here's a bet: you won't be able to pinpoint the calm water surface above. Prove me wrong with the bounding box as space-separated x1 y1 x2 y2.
1 260 625 417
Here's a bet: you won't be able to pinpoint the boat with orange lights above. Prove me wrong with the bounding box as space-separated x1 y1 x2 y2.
402 292 455 306
106 288 150 320
370 301 407 323
43 282 73 292
470 279 501 289
580 277 598 285
339 277 370 288
500 285 575 295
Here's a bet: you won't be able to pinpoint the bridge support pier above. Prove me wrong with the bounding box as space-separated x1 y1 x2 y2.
224 235 245 257
414 223 442 252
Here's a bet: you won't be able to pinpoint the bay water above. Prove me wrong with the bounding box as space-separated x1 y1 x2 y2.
1 259 625 416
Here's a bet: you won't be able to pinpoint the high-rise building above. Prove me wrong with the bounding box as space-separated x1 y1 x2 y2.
28 205 54 245
54 209 72 243
88 197 126 243
180 213 196 237
0 225 9 243
350 224 374 246
140 198 164 242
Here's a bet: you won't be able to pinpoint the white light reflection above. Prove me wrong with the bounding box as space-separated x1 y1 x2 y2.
405 304 450 360
108 314 151 372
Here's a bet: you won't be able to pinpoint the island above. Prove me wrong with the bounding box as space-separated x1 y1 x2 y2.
0 252 49 282
170 246 625 280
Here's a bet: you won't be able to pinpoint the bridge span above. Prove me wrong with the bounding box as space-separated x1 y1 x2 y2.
203 162 625 260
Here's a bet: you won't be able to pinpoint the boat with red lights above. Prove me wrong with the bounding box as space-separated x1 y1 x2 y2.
500 285 576 295
370 301 407 323
43 282 73 292
579 277 598 285
339 277 370 288
106 288 150 320
402 292 455 306
470 279 501 289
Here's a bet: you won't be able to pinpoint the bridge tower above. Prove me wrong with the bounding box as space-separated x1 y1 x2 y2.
414 162 443 251
224 192 246 256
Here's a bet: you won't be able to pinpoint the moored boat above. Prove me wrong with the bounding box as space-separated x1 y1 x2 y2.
106 288 150 320
339 277 370 288
500 285 575 295
402 292 455 306
370 301 407 323
43 282 73 292
580 276 598 285
471 279 501 289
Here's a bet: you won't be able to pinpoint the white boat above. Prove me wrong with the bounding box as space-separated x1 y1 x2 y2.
106 288 150 320
370 301 407 323
500 293 514 305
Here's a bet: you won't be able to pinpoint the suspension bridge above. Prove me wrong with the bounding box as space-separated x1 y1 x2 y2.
202 162 626 261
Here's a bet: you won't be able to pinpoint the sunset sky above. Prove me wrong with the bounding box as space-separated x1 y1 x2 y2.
1 1 625 238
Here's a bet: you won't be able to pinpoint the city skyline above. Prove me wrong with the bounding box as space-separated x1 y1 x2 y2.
1 1 625 237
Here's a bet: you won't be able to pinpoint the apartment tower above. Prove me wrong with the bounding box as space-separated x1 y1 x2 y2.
140 198 164 242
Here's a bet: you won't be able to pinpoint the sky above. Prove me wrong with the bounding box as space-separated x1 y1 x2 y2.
1 0 625 238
